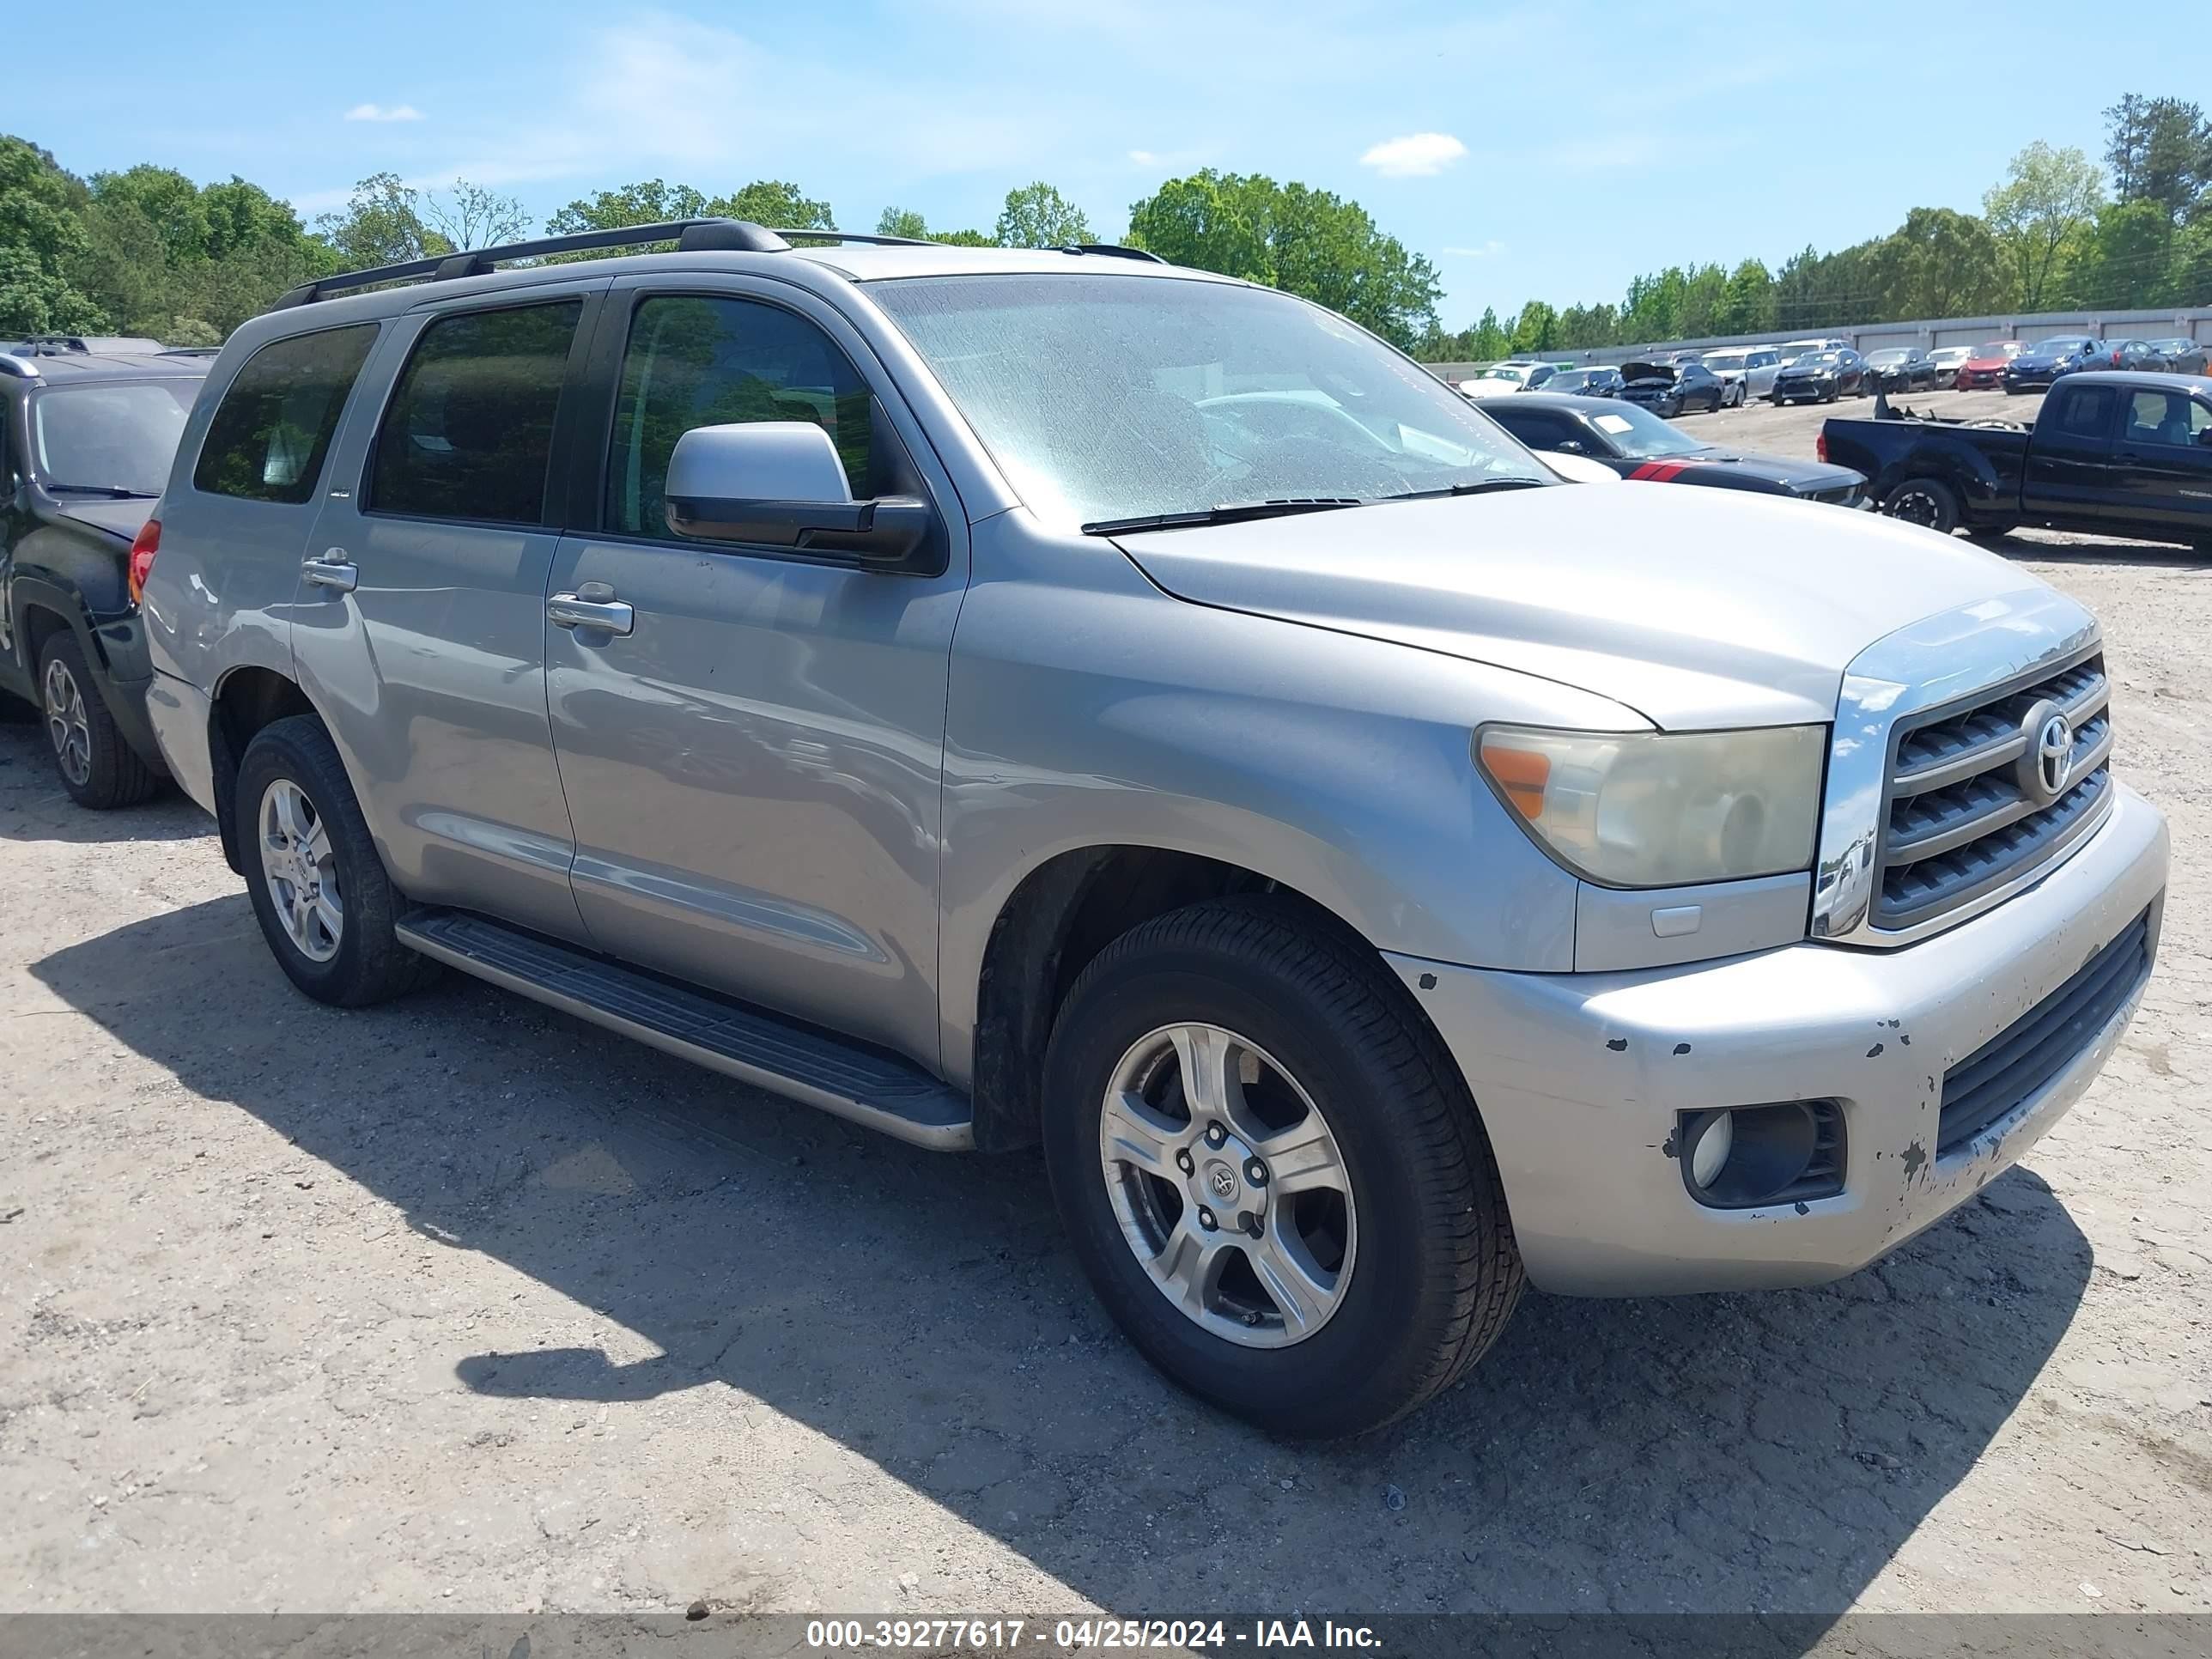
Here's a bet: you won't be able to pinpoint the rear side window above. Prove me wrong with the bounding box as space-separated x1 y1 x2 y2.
194 324 378 504
2055 386 2114 437
605 295 878 540
369 301 581 526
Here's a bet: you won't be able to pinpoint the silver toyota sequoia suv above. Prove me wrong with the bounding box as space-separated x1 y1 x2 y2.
138 220 2168 1437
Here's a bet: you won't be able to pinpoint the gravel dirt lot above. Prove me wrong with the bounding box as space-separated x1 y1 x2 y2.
3 384 2209 1626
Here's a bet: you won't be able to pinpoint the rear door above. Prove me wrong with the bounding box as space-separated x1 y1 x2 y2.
538 277 969 1066
291 279 609 941
2110 386 2212 541
2022 381 2122 526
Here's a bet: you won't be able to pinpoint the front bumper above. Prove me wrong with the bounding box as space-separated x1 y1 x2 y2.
1388 784 2167 1296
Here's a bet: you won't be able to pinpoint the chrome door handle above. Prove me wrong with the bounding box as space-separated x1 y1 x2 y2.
301 549 357 593
547 591 635 636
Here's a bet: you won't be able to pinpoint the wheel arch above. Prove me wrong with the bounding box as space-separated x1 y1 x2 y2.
207 665 319 874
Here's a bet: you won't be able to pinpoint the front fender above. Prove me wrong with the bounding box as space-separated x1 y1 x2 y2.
935 514 1643 1090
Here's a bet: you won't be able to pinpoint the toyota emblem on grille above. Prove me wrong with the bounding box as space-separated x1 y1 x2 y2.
2014 699 2075 804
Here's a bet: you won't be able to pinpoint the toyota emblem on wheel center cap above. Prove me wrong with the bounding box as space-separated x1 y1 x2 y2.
2013 699 2075 805
1209 1165 1238 1200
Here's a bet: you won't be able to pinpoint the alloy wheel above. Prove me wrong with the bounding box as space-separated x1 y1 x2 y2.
258 778 343 963
1097 1022 1357 1349
41 656 92 787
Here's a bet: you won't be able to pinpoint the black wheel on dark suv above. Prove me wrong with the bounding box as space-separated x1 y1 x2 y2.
1040 896 1522 1438
234 714 441 1007
38 633 160 809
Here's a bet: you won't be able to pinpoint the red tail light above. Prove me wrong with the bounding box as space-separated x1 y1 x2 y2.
127 518 161 605
1816 433 1829 465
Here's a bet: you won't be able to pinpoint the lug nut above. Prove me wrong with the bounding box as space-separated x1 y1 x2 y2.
1245 1158 1267 1185
1205 1121 1227 1148
1239 1212 1262 1238
1197 1207 1218 1231
1243 1310 1265 1327
1176 1149 1194 1174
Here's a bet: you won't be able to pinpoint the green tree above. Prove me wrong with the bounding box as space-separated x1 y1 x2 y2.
1984 142 2104 310
422 179 530 250
88 165 210 264
2068 199 2178 307
2104 94 2212 222
994 181 1091 248
1507 300 1558 354
1882 207 2011 318
1127 169 1441 348
876 206 929 240
708 180 834 230
1711 258 1774 336
315 172 452 267
0 135 105 333
1469 307 1508 361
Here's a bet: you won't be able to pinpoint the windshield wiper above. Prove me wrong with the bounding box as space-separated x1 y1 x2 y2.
1376 477 1549 502
45 483 157 498
1082 498 1364 536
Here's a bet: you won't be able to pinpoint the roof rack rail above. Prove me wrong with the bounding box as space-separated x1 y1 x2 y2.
270 216 793 309
765 228 935 246
1063 243 1164 264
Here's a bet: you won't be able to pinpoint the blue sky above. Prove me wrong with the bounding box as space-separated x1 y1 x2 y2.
19 1 2202 329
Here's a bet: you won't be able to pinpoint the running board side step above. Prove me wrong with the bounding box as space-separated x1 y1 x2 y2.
395 908 973 1151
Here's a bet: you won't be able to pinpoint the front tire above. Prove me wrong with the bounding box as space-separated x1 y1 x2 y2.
1041 898 1522 1438
1882 476 1962 534
234 714 440 1007
38 633 159 810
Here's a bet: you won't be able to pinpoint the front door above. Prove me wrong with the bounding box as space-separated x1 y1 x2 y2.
2023 380 2122 526
542 282 969 1069
291 283 606 941
2111 386 2212 542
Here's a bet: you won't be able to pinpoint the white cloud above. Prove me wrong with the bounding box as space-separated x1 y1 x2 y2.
345 102 422 123
1444 240 1506 258
1128 149 1158 165
1358 131 1467 179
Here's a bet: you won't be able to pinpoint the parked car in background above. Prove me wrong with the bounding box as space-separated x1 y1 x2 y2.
1771 348 1872 404
2148 337 2209 374
136 216 2170 1438
1821 371 2212 547
1778 337 1850 365
5 333 169 358
1700 346 1783 403
1484 393 1868 505
1865 348 1939 393
2095 338 2161 373
1618 359 1728 416
1957 341 2023 389
0 344 206 806
1925 346 1973 386
1539 366 1625 398
1460 360 1565 398
2005 336 2100 392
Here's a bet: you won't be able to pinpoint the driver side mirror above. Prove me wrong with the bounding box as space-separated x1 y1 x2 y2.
662 422 933 567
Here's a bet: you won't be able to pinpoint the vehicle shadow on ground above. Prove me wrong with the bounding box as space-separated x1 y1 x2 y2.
1971 531 2208 570
0 719 206 845
36 896 2094 1626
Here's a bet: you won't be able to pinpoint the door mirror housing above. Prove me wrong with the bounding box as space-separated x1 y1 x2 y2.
662 422 933 566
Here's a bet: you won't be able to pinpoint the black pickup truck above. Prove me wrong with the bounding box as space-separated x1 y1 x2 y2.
1820 371 2212 550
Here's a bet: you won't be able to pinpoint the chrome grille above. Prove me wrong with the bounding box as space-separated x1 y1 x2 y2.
1874 651 2112 931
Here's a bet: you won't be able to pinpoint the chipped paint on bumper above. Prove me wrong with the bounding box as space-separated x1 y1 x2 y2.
1388 784 2168 1296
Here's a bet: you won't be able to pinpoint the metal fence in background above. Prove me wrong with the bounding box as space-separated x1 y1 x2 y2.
1426 305 2212 380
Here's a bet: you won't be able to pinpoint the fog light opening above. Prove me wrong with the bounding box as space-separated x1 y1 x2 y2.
1680 1101 1841 1209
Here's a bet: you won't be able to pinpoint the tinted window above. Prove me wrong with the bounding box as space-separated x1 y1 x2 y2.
194 325 378 504
607 295 878 539
31 381 198 496
1491 409 1580 450
2054 385 2114 436
370 301 580 526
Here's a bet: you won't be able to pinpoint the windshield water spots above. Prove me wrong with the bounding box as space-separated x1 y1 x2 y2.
870 274 1547 530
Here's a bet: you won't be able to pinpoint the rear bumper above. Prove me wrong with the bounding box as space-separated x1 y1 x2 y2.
143 668 216 817
1388 784 2168 1296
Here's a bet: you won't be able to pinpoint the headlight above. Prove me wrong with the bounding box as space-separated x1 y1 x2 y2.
1477 725 1826 888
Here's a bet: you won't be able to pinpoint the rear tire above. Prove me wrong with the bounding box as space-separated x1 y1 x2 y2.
1041 897 1522 1439
1882 476 1962 535
38 633 160 810
234 714 441 1007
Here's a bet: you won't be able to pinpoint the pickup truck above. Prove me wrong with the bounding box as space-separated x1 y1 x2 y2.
1821 372 2212 549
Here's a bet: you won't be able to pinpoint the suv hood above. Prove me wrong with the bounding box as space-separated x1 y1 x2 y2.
1112 484 2045 730
44 496 155 542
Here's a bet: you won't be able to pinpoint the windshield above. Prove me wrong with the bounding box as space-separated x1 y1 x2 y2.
1701 353 1746 371
1583 402 1703 459
30 380 198 495
1974 343 2013 357
2032 338 2091 355
1792 353 1841 368
871 274 1547 529
1867 350 1909 365
1471 366 1527 382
